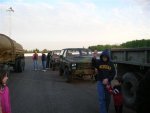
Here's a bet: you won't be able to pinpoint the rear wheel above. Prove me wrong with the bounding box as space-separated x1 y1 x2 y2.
122 72 139 107
59 66 63 76
14 59 18 72
17 59 23 72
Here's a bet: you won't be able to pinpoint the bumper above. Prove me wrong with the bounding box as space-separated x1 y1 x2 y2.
72 69 95 75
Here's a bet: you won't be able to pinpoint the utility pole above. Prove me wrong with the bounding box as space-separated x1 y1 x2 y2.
7 7 14 37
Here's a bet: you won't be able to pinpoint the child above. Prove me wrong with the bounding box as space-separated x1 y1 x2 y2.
0 71 11 113
106 78 123 113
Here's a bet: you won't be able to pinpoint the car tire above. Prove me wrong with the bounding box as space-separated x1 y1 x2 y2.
59 67 63 76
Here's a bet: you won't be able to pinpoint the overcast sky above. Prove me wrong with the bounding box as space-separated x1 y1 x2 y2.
0 0 150 50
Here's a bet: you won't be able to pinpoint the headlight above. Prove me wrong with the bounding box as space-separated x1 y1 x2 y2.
72 63 76 67
71 63 76 69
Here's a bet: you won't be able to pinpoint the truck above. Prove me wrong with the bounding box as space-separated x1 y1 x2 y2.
59 48 95 82
110 48 150 107
50 50 61 71
0 34 25 73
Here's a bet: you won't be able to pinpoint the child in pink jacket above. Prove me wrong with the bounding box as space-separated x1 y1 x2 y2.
0 71 11 113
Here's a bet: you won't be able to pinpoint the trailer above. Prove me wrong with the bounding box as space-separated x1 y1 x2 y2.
0 34 25 73
110 48 150 107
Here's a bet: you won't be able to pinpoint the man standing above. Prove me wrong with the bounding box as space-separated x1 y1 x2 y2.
32 51 38 71
41 52 47 72
96 49 116 113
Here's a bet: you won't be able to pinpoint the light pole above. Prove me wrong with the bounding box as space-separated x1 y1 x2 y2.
7 7 14 37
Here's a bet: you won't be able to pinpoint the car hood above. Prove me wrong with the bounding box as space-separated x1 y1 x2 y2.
65 56 92 63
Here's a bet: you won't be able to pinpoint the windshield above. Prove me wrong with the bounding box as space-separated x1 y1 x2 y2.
66 49 91 57
53 50 61 55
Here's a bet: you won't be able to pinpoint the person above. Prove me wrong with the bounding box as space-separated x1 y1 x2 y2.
106 78 123 113
91 50 98 81
0 71 11 113
46 52 51 69
32 51 38 71
96 49 116 113
41 52 47 72
135 70 150 113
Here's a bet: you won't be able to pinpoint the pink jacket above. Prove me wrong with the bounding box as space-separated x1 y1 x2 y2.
0 86 11 113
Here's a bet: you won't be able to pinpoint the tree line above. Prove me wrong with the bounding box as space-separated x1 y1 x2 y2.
24 39 150 53
24 48 49 53
88 39 150 51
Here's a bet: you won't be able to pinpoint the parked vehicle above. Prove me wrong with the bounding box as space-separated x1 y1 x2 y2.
110 48 150 107
59 48 95 82
0 34 25 73
50 50 61 71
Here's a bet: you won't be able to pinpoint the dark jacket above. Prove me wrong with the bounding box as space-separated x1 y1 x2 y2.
91 57 98 68
96 50 116 82
41 53 46 61
47 53 51 61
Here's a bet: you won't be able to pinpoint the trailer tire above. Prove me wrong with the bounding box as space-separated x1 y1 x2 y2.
122 72 139 107
14 59 19 72
17 58 25 73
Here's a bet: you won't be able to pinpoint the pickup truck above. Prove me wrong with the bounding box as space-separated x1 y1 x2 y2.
59 48 95 82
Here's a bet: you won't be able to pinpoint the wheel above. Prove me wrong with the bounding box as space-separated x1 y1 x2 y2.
14 59 19 72
64 68 72 83
17 58 25 73
18 59 23 72
122 72 139 107
59 67 63 76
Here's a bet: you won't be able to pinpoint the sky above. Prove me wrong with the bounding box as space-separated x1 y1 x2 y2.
0 0 150 50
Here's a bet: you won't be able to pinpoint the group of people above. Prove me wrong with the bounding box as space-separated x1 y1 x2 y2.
92 49 150 113
32 51 52 72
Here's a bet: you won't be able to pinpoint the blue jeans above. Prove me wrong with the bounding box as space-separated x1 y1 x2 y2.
97 81 111 113
42 61 46 70
33 60 38 70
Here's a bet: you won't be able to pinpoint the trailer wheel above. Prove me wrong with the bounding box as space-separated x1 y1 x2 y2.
122 72 139 107
17 58 25 72
14 59 19 72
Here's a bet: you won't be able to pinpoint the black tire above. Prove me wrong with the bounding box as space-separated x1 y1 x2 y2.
59 67 63 76
18 59 23 72
64 68 72 83
14 59 19 72
122 72 139 107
